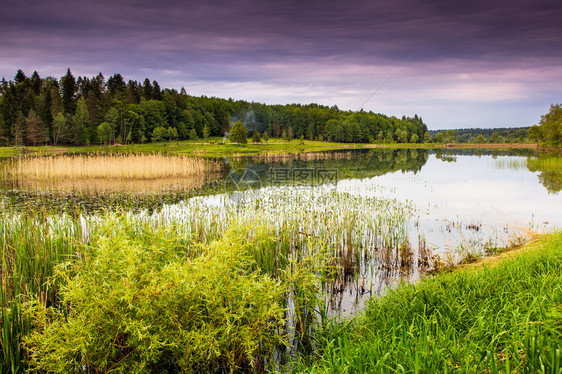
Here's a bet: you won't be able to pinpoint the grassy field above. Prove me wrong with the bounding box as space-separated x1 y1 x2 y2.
0 138 362 158
0 139 542 159
295 233 562 373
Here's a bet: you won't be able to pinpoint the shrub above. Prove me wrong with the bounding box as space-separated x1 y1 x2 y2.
24 222 292 373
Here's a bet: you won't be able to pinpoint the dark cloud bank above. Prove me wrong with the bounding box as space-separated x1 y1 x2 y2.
1 0 561 128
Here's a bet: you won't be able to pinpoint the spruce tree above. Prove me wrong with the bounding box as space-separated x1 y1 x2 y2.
61 68 76 114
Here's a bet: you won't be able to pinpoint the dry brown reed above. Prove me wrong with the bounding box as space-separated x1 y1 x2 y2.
10 153 222 179
14 176 215 193
3 153 223 193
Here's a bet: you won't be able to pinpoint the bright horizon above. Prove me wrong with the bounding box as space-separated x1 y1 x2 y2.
1 0 561 130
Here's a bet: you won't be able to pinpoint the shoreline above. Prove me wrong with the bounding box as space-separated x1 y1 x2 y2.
0 140 550 159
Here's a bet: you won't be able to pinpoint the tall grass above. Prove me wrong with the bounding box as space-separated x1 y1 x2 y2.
295 233 562 373
0 187 418 372
1 153 223 193
0 212 84 373
9 153 221 179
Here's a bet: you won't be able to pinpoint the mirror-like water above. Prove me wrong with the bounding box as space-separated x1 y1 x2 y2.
1 148 561 316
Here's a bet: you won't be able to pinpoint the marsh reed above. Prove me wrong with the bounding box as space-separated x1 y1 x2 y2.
2 153 224 193
0 187 420 372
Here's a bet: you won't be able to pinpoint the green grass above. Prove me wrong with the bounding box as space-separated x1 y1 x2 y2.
1 211 561 372
1 138 366 159
0 139 542 159
295 234 562 373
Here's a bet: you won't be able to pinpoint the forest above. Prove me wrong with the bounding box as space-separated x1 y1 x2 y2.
0 68 429 147
429 127 530 144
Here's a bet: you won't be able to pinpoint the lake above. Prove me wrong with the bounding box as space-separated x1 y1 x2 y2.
2 148 560 316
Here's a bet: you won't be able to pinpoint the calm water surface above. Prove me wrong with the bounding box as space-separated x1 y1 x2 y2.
2 149 561 315
338 153 562 254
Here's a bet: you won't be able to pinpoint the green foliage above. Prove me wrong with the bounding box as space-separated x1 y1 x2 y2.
23 222 294 373
60 68 76 114
395 128 408 143
252 131 262 143
151 126 167 142
431 127 530 144
167 126 178 141
229 121 247 145
262 131 270 142
188 128 198 141
74 97 90 144
538 104 562 146
97 122 113 145
52 112 67 146
0 68 429 147
202 124 210 142
528 125 542 143
297 233 562 373
473 134 487 143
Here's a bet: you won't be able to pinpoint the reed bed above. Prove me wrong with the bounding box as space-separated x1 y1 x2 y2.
11 175 214 193
4 153 222 180
152 187 418 275
1 153 224 194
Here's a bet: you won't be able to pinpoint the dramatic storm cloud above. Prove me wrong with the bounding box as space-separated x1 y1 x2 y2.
1 0 561 128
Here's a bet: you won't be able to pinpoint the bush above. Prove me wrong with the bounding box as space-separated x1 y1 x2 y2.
24 222 292 373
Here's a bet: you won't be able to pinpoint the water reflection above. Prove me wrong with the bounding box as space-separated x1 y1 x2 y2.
1 148 561 316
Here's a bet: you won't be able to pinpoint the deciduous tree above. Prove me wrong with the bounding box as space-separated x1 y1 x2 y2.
52 112 67 145
229 121 247 145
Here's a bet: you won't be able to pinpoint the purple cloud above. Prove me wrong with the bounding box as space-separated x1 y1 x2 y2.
1 0 561 128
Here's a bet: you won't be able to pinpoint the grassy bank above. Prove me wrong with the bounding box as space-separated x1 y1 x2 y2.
0 139 542 159
295 233 562 373
0 139 363 158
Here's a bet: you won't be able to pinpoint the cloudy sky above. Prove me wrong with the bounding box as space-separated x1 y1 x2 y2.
1 0 561 129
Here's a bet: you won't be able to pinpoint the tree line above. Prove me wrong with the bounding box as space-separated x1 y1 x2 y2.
428 127 530 144
0 68 429 146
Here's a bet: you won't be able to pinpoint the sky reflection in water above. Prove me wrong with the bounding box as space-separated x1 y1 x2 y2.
338 154 562 254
